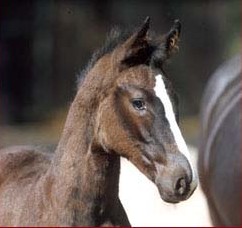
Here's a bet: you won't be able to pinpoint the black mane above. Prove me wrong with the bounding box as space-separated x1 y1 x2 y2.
77 27 133 87
76 23 171 88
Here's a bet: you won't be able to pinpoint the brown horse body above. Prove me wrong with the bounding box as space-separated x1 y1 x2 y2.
199 55 241 226
0 18 197 226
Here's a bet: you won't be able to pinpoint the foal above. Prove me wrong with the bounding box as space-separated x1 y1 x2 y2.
0 18 197 226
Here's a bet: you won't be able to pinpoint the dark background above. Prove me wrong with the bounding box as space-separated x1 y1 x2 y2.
0 0 240 145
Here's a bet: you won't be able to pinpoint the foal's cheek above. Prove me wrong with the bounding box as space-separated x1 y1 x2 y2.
97 107 122 152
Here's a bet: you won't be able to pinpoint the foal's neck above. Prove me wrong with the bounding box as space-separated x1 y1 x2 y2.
48 93 121 225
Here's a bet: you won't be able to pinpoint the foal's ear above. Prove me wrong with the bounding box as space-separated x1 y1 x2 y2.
121 17 152 68
151 19 181 68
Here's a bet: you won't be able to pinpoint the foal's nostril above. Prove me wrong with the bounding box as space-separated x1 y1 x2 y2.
175 177 188 196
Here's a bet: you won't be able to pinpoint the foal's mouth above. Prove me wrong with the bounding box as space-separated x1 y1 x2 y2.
155 175 197 204
157 185 194 204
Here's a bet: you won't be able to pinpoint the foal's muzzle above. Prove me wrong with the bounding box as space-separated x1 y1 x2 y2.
155 154 197 203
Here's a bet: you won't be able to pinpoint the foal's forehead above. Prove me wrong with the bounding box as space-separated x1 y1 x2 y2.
117 66 156 90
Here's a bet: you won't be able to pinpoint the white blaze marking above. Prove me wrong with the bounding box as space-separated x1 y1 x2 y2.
154 74 197 184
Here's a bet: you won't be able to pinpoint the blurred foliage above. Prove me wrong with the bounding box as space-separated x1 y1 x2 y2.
0 0 240 124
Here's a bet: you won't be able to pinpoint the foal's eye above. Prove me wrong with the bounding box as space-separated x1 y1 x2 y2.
132 99 146 111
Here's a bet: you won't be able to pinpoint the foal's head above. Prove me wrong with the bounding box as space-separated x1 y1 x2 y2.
80 18 197 203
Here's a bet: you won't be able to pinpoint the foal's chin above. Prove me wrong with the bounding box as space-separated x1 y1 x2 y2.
157 183 196 204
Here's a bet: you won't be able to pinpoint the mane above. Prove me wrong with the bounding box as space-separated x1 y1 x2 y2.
76 24 171 89
77 27 133 88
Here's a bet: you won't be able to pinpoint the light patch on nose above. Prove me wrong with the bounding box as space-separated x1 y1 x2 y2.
154 74 197 185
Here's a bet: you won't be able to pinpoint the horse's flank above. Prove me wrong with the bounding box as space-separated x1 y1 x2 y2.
198 54 241 226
